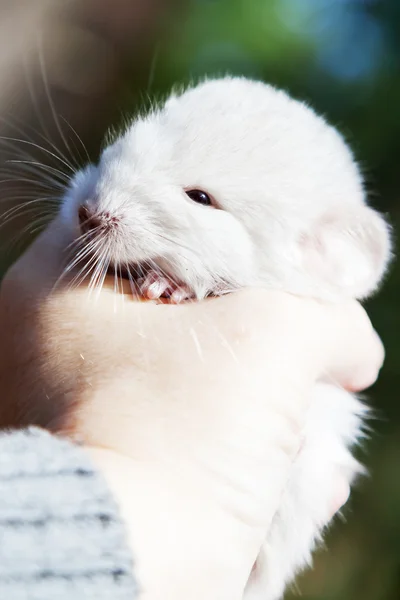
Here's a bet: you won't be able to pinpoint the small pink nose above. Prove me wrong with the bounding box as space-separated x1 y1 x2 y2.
78 205 102 234
78 205 121 234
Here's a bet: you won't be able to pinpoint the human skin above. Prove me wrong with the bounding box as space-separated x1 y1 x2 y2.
0 220 384 600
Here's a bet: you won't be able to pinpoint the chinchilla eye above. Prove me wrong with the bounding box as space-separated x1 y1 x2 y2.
186 189 212 206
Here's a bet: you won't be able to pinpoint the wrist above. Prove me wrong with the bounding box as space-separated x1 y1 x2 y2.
87 446 249 600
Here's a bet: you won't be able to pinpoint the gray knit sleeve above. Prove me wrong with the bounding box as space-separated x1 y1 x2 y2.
0 427 138 599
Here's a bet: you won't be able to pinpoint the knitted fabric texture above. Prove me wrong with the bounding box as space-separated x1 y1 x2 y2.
0 427 137 599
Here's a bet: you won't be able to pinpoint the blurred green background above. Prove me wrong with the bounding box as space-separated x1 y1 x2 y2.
0 1 399 599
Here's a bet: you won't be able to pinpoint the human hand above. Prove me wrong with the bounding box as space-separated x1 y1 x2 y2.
0 222 384 600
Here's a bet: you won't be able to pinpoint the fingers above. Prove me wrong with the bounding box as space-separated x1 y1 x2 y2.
329 475 350 519
175 290 385 394
146 289 384 395
314 300 385 392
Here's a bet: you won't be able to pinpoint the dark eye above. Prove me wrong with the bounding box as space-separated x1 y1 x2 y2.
186 189 212 206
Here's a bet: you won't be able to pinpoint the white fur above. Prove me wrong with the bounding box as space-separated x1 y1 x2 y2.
244 385 368 600
61 76 392 599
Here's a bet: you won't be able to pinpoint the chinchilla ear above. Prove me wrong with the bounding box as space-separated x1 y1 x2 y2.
300 205 392 300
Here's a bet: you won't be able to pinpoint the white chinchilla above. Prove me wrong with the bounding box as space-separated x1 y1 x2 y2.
61 76 392 599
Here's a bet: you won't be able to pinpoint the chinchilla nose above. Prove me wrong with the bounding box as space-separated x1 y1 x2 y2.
78 204 120 234
78 204 101 234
